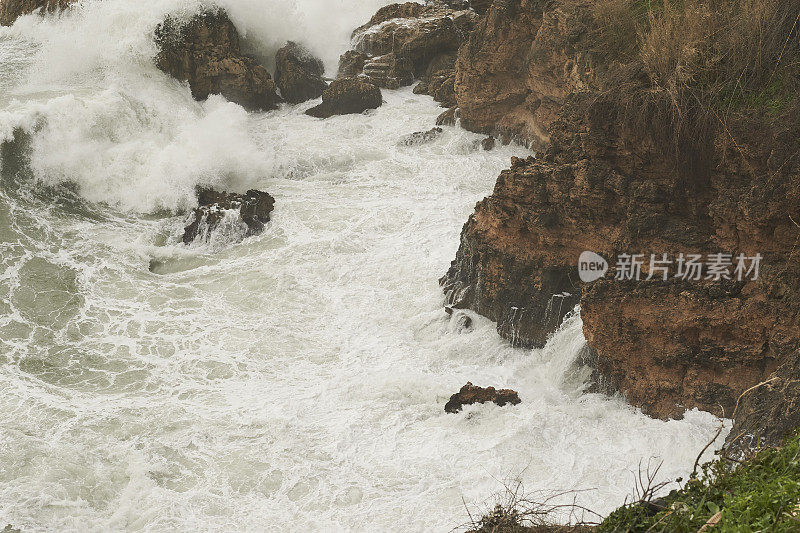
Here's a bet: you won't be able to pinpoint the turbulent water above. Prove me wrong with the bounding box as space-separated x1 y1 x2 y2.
0 1 727 531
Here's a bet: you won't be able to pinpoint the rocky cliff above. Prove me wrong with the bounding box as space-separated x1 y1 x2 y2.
442 0 800 439
453 0 595 149
0 0 73 26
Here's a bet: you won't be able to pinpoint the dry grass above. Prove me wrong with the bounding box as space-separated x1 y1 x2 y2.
591 0 800 180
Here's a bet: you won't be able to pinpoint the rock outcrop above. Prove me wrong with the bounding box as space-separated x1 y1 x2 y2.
183 188 275 245
339 1 476 93
305 77 382 119
155 9 280 111
398 127 443 147
0 0 73 25
444 382 521 413
442 88 800 420
274 41 327 104
453 0 595 148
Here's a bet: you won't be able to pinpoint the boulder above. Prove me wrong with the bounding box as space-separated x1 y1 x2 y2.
337 50 368 78
183 188 275 245
480 136 495 150
0 0 73 26
155 9 280 111
305 77 382 119
444 382 521 413
274 41 327 104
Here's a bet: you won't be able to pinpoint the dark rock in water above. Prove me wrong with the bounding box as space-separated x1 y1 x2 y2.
155 9 280 111
444 382 520 413
337 50 368 78
275 41 327 104
3 525 21 533
436 107 457 126
399 127 443 146
0 0 73 26
480 136 495 151
182 188 275 245
305 77 382 118
455 313 473 332
413 81 429 94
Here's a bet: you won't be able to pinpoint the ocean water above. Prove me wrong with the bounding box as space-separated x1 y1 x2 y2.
0 1 727 531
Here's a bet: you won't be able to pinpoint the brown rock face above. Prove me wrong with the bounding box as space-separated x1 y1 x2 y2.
444 382 521 413
183 188 275 245
274 41 327 104
442 91 800 420
305 77 382 119
155 9 280 111
0 0 73 26
454 0 595 148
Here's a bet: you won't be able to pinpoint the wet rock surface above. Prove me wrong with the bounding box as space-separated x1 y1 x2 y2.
444 382 521 413
155 9 280 111
182 188 275 245
339 1 476 91
0 0 73 26
305 77 382 118
274 41 327 104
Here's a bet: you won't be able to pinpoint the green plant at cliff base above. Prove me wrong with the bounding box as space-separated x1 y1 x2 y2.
599 431 800 532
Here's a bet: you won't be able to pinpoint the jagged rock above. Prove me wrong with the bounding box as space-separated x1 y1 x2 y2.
337 50 368 78
454 0 595 148
361 53 414 89
444 382 520 413
399 127 443 146
346 1 477 90
436 107 458 126
274 41 327 104
305 77 382 118
480 136 495 150
183 188 275 245
155 9 280 111
413 81 430 94
0 0 73 25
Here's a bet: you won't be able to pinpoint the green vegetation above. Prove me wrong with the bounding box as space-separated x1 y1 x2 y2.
469 432 800 532
599 431 800 532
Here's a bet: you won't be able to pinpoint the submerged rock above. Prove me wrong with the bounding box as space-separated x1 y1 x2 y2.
0 0 73 26
155 9 280 111
480 136 495 151
445 382 520 413
398 127 443 146
182 188 275 245
274 41 327 104
305 77 382 119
